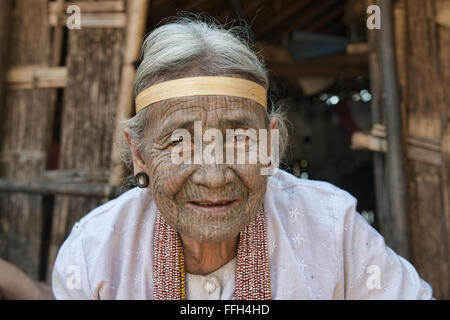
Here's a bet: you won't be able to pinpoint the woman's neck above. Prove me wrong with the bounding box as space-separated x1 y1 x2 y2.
179 233 239 275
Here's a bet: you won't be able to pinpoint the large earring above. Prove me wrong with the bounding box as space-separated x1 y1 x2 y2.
135 172 149 188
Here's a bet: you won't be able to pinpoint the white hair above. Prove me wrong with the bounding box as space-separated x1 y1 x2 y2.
133 16 268 97
118 16 289 184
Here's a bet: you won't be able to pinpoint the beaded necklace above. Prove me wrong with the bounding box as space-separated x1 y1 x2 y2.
153 207 271 299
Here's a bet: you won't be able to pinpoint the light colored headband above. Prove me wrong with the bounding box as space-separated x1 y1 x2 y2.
135 76 267 113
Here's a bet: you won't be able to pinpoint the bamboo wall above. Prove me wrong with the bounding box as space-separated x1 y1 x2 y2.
0 0 148 282
394 0 450 299
47 22 125 282
0 0 53 280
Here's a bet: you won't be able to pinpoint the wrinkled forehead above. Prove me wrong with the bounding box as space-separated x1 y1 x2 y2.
146 95 268 136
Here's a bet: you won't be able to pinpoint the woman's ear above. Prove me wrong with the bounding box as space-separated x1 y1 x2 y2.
124 129 149 175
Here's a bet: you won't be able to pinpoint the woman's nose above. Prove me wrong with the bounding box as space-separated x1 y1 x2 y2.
190 164 233 189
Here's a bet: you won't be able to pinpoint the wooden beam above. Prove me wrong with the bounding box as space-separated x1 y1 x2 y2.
351 131 387 152
0 0 13 105
49 12 127 28
6 66 67 90
268 53 368 78
254 42 295 63
44 168 110 184
48 1 126 28
48 1 125 13
276 0 337 39
351 129 443 166
346 42 372 55
436 0 450 27
0 179 123 199
324 22 346 35
109 0 150 187
305 5 345 33
255 0 314 37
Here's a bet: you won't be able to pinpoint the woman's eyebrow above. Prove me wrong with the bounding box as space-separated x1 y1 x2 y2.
222 118 252 128
157 117 196 139
157 110 259 137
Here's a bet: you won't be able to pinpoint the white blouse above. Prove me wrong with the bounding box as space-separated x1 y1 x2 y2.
51 169 433 299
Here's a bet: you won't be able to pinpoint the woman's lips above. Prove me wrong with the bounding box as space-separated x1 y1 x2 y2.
185 199 240 214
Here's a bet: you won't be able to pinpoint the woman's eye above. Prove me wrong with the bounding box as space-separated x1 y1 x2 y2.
169 137 183 147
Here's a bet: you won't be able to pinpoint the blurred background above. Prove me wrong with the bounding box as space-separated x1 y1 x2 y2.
0 0 449 299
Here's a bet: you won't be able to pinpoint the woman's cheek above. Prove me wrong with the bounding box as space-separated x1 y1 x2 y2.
232 163 267 192
152 160 198 199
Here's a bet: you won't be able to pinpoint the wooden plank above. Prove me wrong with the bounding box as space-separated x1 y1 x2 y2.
304 4 345 33
48 1 125 13
254 0 314 37
0 178 122 199
0 0 52 280
366 0 389 247
109 0 150 186
398 0 450 299
437 0 450 300
351 131 442 165
436 0 450 27
0 0 14 267
44 168 110 184
407 146 442 166
346 42 372 55
351 131 387 152
407 161 450 298
441 128 450 292
394 0 409 136
276 0 337 40
0 0 14 106
404 0 442 140
49 12 127 28
47 26 125 280
268 54 369 78
6 66 67 90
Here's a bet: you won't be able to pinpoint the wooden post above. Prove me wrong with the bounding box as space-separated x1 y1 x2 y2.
378 0 411 259
0 179 123 199
47 11 126 280
394 0 450 299
366 0 389 234
0 0 53 280
109 0 150 187
0 0 14 111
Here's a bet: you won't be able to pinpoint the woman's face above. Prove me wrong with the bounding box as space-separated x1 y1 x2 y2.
141 95 271 242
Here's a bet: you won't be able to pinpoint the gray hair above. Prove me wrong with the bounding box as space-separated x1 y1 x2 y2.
118 16 290 184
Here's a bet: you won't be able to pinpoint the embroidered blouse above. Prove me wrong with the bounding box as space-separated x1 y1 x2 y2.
51 169 433 299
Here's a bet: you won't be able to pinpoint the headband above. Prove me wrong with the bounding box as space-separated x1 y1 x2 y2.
135 76 267 113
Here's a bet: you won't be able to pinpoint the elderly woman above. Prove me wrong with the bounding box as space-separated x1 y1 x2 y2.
52 18 433 300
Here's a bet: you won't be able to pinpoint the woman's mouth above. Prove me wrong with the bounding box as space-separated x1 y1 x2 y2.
185 199 240 214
